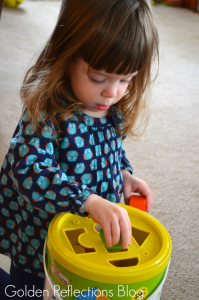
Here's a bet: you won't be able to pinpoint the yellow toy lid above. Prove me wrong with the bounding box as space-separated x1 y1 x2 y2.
47 204 172 284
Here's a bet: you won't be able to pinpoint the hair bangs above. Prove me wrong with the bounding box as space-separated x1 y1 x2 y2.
80 26 150 76
79 3 153 76
81 37 138 76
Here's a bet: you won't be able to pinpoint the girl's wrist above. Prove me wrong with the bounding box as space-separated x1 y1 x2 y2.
83 194 101 212
122 169 132 178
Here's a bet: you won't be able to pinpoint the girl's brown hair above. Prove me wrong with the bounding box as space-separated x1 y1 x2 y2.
21 0 159 139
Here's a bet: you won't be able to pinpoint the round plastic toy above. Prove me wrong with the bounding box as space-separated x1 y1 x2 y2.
3 0 23 8
44 204 172 300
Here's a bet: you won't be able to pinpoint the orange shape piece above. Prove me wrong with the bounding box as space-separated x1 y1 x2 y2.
129 195 146 212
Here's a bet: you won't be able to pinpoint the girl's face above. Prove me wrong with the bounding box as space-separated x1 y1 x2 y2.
70 59 137 118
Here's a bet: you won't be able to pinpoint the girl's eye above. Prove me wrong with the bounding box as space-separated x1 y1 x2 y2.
90 78 106 85
121 80 130 84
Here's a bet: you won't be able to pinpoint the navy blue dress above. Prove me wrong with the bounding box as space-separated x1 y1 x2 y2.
0 109 133 277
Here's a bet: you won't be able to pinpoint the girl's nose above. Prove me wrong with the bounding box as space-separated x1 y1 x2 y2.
101 85 118 98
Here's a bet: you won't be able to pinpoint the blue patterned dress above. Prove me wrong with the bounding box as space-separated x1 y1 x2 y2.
0 109 133 277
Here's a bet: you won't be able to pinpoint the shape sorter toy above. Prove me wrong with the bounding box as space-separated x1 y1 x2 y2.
45 204 172 300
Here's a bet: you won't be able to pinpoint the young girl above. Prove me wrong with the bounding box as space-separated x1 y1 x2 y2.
0 0 158 298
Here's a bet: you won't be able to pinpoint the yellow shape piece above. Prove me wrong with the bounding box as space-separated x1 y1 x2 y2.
96 288 111 300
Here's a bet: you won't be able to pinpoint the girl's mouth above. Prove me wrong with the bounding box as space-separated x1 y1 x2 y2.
95 104 110 111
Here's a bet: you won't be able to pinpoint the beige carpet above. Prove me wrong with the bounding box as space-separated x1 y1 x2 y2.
0 2 199 299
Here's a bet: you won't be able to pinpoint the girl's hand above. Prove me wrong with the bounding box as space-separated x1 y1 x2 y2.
83 194 132 249
122 170 154 212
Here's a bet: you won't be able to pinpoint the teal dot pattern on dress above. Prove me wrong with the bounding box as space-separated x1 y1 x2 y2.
0 109 133 278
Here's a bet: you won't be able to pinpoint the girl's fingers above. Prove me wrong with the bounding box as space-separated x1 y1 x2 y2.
123 185 132 205
102 207 131 249
102 215 122 247
86 197 132 249
110 218 121 246
132 179 154 212
119 211 132 249
146 197 153 212
142 187 153 212
120 223 130 249
102 222 112 248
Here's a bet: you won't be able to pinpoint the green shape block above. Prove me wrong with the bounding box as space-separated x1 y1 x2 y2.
100 229 128 251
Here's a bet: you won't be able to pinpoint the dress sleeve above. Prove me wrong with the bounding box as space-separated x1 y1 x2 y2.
9 112 96 216
112 109 133 175
120 144 133 175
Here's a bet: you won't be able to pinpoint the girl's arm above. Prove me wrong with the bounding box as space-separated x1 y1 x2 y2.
120 144 133 175
9 113 96 215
